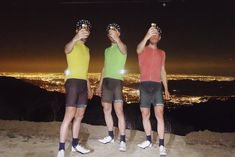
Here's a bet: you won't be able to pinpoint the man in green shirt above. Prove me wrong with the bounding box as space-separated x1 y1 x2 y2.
97 23 127 151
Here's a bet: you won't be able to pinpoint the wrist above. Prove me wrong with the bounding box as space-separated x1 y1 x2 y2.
72 38 79 43
114 38 120 43
117 37 121 41
99 83 102 88
143 37 149 43
88 87 92 92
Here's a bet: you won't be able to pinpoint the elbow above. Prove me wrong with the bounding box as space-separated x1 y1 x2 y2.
121 47 127 54
123 49 127 54
136 48 141 54
136 46 140 53
136 47 143 54
64 46 68 54
123 45 128 53
64 47 71 54
64 49 69 54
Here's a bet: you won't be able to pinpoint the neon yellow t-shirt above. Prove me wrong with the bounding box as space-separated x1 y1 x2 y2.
65 41 90 80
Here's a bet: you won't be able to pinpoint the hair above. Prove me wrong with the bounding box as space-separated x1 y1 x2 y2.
76 19 92 31
106 23 121 32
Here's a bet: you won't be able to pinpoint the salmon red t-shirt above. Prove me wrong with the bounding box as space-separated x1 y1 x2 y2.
138 47 165 82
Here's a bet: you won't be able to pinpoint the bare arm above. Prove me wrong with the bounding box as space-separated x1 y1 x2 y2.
161 54 170 99
64 29 90 54
87 79 93 99
109 30 127 54
99 68 104 87
96 68 104 96
161 67 168 91
116 39 127 54
137 27 158 54
136 36 149 54
64 39 77 54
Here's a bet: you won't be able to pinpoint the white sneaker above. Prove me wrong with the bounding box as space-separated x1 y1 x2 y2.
71 144 91 154
98 136 114 144
119 141 127 152
159 145 167 156
57 150 65 157
137 140 152 149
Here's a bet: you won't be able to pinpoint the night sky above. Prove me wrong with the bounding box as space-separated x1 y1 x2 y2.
0 0 234 75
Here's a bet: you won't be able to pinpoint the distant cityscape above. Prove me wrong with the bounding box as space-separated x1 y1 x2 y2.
1 72 234 105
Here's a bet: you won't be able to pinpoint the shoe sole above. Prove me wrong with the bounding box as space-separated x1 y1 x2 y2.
71 148 91 154
119 149 126 152
119 148 127 152
71 150 90 154
57 153 65 157
137 144 152 149
98 139 114 144
160 153 167 156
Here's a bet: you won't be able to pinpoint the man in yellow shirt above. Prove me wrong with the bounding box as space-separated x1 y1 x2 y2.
57 20 93 157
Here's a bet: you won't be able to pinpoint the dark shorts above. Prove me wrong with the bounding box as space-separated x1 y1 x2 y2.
139 81 164 108
101 78 123 104
65 79 88 108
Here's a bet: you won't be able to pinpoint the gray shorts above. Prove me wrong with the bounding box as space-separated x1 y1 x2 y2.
139 81 164 108
101 78 123 104
65 79 88 108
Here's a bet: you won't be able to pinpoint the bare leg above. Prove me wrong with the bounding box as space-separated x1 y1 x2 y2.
114 103 125 135
102 102 113 131
72 107 86 139
140 107 152 136
154 105 164 139
59 107 76 143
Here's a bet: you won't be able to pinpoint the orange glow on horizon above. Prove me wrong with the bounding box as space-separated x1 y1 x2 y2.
1 56 235 76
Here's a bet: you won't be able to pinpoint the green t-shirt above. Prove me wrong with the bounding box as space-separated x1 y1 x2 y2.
103 44 127 80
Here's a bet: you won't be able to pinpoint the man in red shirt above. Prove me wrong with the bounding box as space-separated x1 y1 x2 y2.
136 23 170 156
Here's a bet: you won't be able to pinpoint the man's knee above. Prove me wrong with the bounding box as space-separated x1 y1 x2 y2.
102 103 112 113
141 109 150 120
116 109 124 119
64 107 76 119
155 108 164 121
74 113 84 122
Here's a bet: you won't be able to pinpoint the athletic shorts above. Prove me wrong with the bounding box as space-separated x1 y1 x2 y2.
65 78 88 108
139 81 164 108
101 78 123 104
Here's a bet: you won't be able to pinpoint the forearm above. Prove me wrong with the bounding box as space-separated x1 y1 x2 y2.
99 68 104 87
87 79 92 92
137 37 148 54
161 71 168 91
116 39 127 54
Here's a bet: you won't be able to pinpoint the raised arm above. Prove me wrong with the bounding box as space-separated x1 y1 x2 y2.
109 30 127 54
137 35 149 54
137 27 157 54
64 39 77 54
64 29 90 54
116 38 127 54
